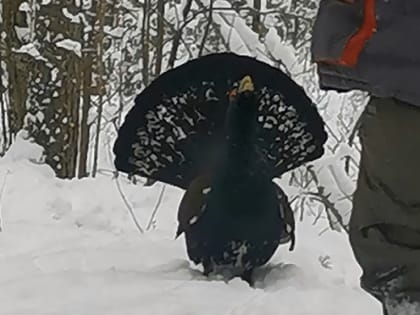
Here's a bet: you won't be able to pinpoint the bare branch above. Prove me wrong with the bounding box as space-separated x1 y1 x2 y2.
198 0 214 57
114 174 144 234
168 0 193 68
146 184 167 231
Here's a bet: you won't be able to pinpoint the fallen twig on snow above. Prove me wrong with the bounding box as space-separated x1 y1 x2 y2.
114 172 144 234
146 184 167 231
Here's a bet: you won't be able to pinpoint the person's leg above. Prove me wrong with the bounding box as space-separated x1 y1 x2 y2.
350 97 420 315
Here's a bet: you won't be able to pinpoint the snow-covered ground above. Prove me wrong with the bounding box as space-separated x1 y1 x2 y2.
0 135 381 315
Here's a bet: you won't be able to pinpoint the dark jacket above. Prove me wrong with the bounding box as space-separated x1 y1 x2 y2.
311 0 420 106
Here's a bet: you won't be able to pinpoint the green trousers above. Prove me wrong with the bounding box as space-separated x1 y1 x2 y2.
350 97 420 314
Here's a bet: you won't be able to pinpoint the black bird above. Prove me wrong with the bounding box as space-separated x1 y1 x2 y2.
113 53 327 284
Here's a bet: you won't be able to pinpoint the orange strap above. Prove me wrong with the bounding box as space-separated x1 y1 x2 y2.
319 0 376 67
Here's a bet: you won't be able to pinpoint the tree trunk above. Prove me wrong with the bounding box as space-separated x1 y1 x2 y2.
0 1 8 153
64 54 81 179
0 95 8 154
2 0 29 139
155 0 165 77
168 0 193 68
141 0 150 86
56 1 82 179
92 0 106 178
78 1 96 178
78 55 92 178
25 1 82 179
252 0 261 34
198 0 214 57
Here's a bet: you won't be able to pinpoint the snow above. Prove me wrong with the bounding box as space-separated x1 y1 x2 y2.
62 8 83 24
0 133 382 314
264 28 296 69
56 39 82 58
105 27 126 38
13 43 47 62
18 2 31 12
212 1 263 58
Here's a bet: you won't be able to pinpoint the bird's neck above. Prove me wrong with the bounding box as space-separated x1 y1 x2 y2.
225 102 256 151
224 102 264 177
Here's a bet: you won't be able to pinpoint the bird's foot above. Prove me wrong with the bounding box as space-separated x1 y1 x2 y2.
202 260 214 277
241 269 255 287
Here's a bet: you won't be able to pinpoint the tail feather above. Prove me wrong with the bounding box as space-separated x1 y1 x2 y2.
113 53 327 189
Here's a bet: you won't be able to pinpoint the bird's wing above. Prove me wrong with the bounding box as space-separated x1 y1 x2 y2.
176 175 211 238
113 53 327 189
275 184 296 251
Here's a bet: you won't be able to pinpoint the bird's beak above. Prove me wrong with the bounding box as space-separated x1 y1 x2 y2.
238 75 254 94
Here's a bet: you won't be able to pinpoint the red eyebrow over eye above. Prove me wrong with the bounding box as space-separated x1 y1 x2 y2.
228 89 237 100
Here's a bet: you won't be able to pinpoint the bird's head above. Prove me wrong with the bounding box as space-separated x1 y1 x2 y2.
228 75 256 107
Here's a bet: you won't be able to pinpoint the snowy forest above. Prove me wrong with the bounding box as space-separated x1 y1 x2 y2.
0 0 368 232
0 2 382 313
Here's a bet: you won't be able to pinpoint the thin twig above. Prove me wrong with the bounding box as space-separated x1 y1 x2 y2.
198 0 214 57
168 0 193 68
345 113 363 173
226 12 236 46
318 226 329 236
92 0 106 177
146 184 166 231
312 205 324 226
299 196 306 222
114 174 144 234
306 192 349 233
327 164 353 202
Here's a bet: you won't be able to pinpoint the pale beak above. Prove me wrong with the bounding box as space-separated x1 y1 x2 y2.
238 75 254 93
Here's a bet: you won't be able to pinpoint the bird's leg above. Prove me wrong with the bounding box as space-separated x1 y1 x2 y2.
202 259 213 276
241 268 255 287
